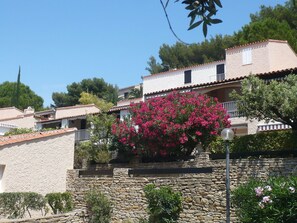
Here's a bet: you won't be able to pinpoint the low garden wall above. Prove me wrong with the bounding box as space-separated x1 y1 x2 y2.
67 153 297 223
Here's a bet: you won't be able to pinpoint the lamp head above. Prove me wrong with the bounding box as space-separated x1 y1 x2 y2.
221 128 234 141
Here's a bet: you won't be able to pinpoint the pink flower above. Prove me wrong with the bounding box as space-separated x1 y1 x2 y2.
255 187 264 196
262 196 272 203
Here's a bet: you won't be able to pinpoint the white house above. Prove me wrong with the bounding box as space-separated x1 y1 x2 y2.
112 39 297 136
0 128 75 195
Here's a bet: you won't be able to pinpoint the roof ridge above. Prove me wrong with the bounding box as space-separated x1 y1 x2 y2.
0 128 76 147
225 39 288 51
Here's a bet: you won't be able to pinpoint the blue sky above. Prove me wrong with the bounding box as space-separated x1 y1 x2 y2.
0 0 287 106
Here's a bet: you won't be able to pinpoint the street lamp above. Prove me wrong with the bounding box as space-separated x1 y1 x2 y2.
221 128 234 223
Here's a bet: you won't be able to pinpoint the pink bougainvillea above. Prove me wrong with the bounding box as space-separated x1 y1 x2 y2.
112 91 230 158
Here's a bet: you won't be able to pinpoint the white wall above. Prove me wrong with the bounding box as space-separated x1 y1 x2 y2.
0 131 75 195
143 61 224 95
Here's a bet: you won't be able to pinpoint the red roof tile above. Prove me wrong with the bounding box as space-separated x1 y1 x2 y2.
0 128 76 147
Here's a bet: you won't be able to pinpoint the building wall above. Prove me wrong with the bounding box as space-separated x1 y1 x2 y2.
143 61 224 95
0 132 75 195
0 115 36 129
67 156 297 223
55 105 100 119
230 117 259 135
225 41 270 79
0 107 23 120
268 41 297 71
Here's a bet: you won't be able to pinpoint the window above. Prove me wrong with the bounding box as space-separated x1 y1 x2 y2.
184 70 192 84
242 48 252 65
216 64 225 81
124 92 129 99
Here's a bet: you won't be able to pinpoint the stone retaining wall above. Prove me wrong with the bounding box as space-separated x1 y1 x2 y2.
67 154 297 223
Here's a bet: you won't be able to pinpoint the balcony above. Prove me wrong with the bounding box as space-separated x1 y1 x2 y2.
222 101 241 118
75 129 90 142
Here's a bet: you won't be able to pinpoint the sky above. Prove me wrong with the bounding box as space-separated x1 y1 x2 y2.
0 0 288 107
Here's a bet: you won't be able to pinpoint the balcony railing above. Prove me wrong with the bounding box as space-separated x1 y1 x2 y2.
75 129 90 142
222 101 241 118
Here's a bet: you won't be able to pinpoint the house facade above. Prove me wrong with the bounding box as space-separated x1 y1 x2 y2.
0 128 75 195
113 40 297 135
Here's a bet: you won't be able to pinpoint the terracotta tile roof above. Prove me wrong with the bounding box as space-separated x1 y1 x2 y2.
0 128 76 147
36 113 100 123
225 39 288 51
143 60 225 78
144 67 297 96
109 105 131 112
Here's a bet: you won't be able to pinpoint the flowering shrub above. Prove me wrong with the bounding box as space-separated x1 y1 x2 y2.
112 91 229 158
232 176 297 223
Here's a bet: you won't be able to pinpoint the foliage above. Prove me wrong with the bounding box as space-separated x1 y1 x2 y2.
232 176 297 223
128 86 143 99
144 184 183 223
208 130 297 154
45 192 73 214
231 74 297 131
179 0 222 37
0 81 44 110
4 128 35 136
112 91 229 159
52 77 118 107
147 35 236 73
79 92 114 113
0 192 45 219
85 190 112 223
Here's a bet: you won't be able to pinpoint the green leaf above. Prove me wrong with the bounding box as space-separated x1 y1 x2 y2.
188 20 203 30
203 21 208 37
210 18 222 24
213 0 222 8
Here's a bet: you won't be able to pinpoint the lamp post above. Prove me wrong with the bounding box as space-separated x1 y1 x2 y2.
221 128 234 223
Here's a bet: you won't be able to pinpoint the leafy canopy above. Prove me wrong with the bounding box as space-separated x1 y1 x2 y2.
52 78 118 107
231 74 297 131
0 81 44 111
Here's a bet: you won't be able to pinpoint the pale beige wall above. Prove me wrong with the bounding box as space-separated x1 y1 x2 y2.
55 105 100 119
0 108 23 120
268 41 297 71
0 132 75 195
230 117 258 135
1 115 36 129
226 42 269 79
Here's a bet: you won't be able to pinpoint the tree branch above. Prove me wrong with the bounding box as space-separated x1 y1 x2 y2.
159 0 190 45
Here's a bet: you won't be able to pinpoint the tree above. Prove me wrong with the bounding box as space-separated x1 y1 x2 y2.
0 81 44 111
231 74 297 132
52 78 118 107
112 91 229 158
79 92 114 113
147 35 237 73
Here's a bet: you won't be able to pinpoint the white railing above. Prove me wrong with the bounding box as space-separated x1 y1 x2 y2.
75 129 90 142
222 101 241 118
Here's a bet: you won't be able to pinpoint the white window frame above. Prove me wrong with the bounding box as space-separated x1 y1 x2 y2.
242 47 252 65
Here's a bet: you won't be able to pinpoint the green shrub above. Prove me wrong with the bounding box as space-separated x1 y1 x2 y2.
85 190 112 223
0 192 45 219
45 192 73 214
232 176 297 223
144 184 182 223
4 128 34 136
208 130 297 154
